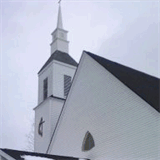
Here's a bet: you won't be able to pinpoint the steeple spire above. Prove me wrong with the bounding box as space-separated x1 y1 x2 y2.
50 0 69 54
57 2 63 29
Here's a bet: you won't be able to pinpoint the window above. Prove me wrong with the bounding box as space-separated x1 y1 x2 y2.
64 75 71 97
82 131 95 151
43 78 48 100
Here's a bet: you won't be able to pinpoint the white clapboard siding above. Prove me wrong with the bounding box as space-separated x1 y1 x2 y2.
35 59 76 153
49 52 160 160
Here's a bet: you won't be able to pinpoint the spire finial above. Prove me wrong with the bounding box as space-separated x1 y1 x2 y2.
57 0 63 29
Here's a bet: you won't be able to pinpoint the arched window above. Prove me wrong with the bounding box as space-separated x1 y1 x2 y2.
82 131 95 151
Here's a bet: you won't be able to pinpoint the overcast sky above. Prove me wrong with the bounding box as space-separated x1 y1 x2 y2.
0 0 159 151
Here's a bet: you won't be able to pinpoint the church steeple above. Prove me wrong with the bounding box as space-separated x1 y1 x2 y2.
34 1 77 153
57 3 63 29
50 2 69 54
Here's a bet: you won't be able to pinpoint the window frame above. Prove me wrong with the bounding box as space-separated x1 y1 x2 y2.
64 75 72 97
43 77 48 100
82 131 95 151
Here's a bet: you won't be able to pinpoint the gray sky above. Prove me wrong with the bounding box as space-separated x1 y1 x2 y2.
0 0 159 151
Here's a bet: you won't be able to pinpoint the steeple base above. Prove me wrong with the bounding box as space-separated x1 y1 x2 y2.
50 27 69 55
50 38 69 54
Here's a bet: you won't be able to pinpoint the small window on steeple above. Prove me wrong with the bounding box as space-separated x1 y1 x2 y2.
43 77 48 100
64 75 71 97
82 131 95 151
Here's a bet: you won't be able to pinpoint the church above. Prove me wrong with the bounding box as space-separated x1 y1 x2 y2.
1 2 160 160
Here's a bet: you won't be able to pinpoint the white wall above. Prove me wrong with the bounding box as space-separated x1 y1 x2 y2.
51 29 68 42
50 98 65 138
34 97 65 153
38 60 76 104
34 98 51 153
49 53 160 160
50 28 69 54
50 39 69 54
52 60 76 99
35 59 76 153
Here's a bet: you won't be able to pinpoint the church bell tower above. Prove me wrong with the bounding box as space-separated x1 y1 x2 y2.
34 2 77 153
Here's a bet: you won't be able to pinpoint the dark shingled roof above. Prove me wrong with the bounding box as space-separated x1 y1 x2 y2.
1 148 84 160
38 50 78 74
85 51 160 113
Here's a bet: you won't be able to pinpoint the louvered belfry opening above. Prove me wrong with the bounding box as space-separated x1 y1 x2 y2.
64 75 71 97
82 131 95 151
43 77 48 100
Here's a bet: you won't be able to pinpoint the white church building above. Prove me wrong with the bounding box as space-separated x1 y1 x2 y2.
1 3 160 160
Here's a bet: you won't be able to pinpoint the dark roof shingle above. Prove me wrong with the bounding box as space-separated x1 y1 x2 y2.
38 50 78 74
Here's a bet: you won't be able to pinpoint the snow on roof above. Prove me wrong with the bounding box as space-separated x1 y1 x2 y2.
21 155 54 160
1 148 80 160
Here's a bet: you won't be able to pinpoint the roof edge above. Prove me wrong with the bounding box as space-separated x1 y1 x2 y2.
84 50 160 113
38 50 78 74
